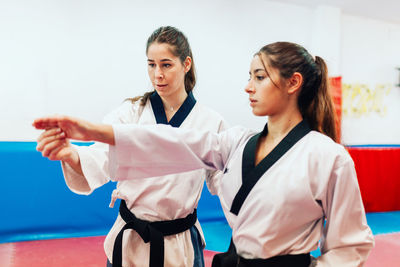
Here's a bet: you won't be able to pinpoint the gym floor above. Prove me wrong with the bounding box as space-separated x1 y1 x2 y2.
1 211 399 267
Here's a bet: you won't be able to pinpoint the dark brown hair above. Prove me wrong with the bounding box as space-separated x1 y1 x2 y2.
129 26 196 105
258 42 337 141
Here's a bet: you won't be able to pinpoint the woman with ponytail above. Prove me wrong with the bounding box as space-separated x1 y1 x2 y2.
34 42 374 266
34 26 227 267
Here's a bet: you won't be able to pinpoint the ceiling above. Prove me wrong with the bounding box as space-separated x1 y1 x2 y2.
278 0 400 25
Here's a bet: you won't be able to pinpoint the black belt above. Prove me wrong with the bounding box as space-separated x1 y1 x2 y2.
212 239 311 267
237 253 311 267
112 200 197 267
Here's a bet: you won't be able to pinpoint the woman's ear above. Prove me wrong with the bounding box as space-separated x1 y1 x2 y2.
287 72 303 94
184 56 192 73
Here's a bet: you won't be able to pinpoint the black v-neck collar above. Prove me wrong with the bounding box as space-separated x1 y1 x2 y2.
149 91 196 128
242 120 310 180
230 120 311 215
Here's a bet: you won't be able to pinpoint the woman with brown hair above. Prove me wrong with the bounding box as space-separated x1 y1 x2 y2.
34 41 374 266
34 26 227 267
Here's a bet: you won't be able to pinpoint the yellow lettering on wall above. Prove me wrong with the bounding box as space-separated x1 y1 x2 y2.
342 83 391 117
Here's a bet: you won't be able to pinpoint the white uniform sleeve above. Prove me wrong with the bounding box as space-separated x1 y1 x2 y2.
316 153 374 266
205 118 230 195
61 142 110 195
109 124 239 181
61 101 139 195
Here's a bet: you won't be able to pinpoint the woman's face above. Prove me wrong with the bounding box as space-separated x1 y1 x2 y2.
244 55 289 117
147 42 190 98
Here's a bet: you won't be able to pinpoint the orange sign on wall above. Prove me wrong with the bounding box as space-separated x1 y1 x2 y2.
329 76 342 143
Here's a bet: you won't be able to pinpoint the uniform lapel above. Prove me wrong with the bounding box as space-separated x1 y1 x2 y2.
150 92 168 125
241 132 262 182
231 120 311 215
150 91 197 128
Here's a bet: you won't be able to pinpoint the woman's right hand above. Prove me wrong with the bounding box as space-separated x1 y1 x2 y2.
36 127 83 174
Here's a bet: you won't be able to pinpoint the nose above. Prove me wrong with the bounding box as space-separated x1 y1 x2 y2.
155 66 164 80
245 79 254 94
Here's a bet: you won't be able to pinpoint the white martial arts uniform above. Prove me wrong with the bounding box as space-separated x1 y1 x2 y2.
61 92 227 267
108 122 374 267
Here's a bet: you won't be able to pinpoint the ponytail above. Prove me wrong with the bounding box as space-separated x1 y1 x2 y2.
304 56 337 142
126 90 154 106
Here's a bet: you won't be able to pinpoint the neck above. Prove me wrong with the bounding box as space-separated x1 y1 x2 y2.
160 89 188 112
266 109 303 141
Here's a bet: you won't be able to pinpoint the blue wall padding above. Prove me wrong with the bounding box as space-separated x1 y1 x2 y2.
0 142 226 243
366 211 400 235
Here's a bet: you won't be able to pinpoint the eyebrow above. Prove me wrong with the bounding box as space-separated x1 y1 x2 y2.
147 59 173 62
249 68 265 75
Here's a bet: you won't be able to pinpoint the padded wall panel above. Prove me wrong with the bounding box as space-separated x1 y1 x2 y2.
0 142 225 243
348 146 400 212
2 142 398 243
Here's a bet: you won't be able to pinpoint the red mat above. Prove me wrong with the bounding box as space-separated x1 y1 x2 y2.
0 234 398 267
365 233 400 267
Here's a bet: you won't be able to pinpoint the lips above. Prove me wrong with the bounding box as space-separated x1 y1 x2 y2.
249 98 257 106
156 84 168 89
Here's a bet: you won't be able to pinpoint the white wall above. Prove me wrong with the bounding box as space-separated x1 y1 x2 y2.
341 15 400 145
0 0 399 144
0 0 314 141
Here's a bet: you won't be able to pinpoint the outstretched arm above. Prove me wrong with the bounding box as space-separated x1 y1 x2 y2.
33 115 244 181
33 116 115 145
108 123 233 180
